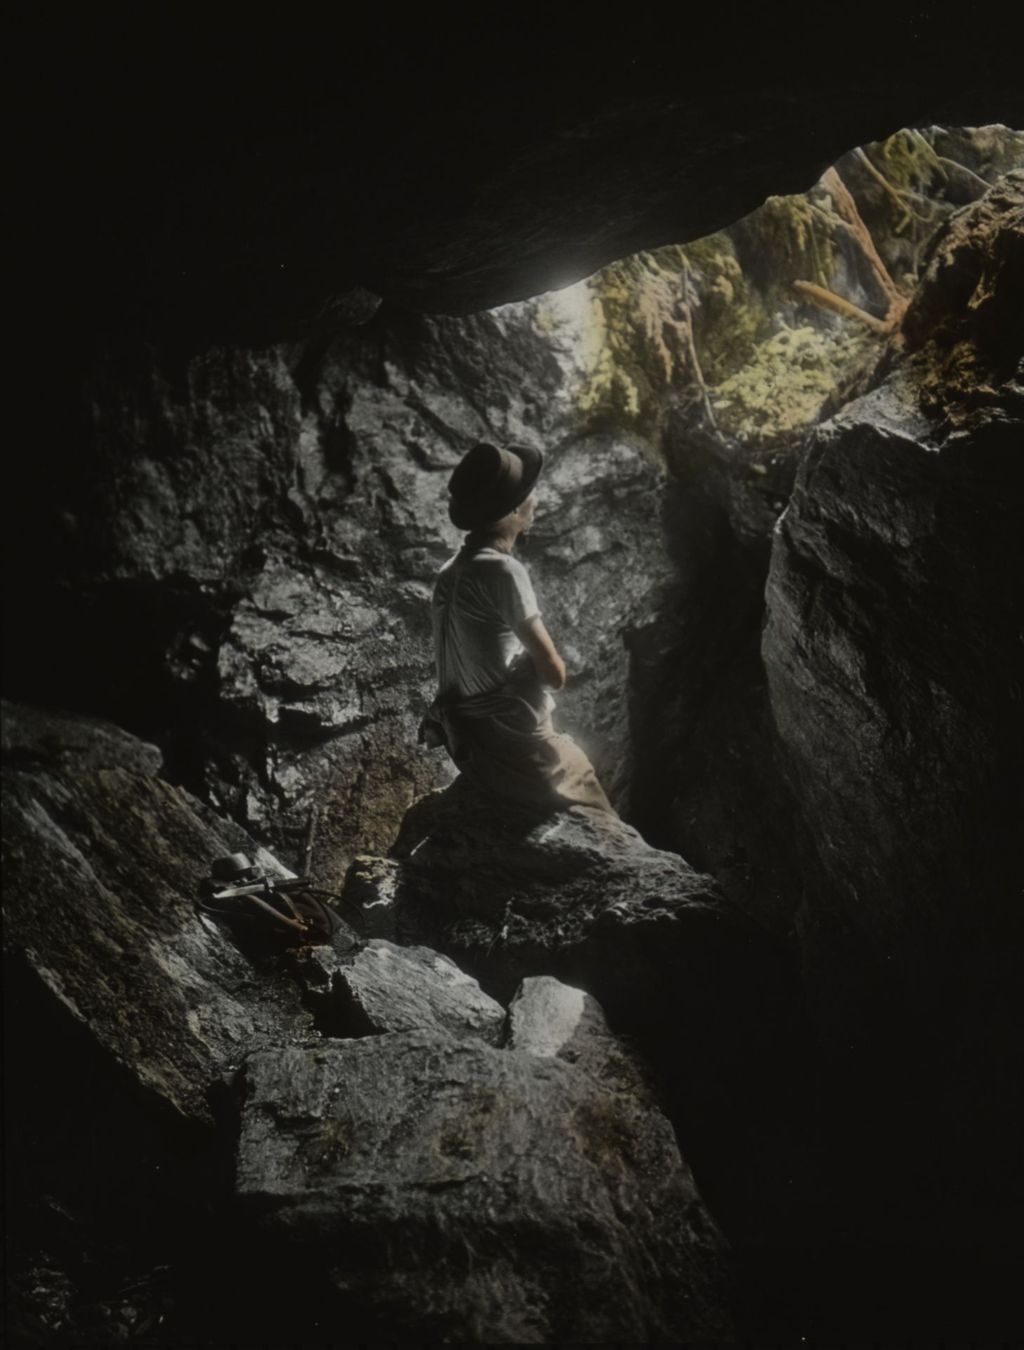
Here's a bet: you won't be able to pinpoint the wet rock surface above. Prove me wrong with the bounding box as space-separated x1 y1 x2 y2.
3 702 739 1345
9 131 1020 917
8 312 678 884
389 785 747 1003
12 131 1019 947
2 701 165 777
763 175 1024 1040
1 700 310 1126
237 1031 735 1345
2 703 306 1344
360 784 812 1248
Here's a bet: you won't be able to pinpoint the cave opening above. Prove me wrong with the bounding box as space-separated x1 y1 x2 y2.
4 18 1023 1341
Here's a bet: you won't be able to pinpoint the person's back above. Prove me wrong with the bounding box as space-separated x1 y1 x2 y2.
432 544 544 700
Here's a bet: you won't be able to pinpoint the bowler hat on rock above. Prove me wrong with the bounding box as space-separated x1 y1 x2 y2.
448 442 544 530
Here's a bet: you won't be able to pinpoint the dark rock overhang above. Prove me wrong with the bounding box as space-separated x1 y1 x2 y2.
13 9 1024 349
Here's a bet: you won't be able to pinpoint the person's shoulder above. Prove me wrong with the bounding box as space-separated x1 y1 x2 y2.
473 549 528 575
471 550 531 586
432 553 461 595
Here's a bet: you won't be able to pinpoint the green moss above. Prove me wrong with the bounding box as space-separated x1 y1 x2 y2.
539 258 668 439
588 192 850 406
539 126 1022 460
728 187 859 341
868 128 950 196
680 233 771 384
710 324 873 443
540 161 896 448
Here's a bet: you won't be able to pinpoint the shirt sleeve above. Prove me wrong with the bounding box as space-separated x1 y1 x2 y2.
491 556 540 627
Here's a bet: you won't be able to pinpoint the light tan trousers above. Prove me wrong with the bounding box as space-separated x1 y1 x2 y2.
441 689 614 815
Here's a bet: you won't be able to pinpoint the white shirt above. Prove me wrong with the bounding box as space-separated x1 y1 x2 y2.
432 546 540 699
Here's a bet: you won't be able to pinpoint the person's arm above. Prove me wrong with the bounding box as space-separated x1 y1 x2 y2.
515 615 567 691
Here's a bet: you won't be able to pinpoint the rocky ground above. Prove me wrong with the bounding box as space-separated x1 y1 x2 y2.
4 702 736 1345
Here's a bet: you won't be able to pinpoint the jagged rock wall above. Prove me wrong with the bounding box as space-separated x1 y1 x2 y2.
763 172 1023 1036
760 174 1024 1290
14 304 680 885
12 129 1017 915
371 779 813 1249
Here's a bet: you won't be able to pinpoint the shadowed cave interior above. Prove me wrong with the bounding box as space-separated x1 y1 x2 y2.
4 19 1024 1347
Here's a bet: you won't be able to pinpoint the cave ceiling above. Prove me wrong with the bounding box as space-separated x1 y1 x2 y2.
16 10 1024 349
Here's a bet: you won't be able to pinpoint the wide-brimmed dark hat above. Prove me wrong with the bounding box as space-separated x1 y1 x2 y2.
447 442 544 530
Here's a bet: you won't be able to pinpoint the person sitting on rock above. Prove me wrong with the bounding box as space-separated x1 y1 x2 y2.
423 441 614 815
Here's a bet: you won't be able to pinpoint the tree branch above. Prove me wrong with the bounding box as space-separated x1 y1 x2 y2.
792 280 893 334
821 167 907 316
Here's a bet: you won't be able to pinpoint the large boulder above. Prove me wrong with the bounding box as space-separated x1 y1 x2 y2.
387 784 791 1023
1 700 311 1126
236 1024 736 1345
351 784 811 1244
760 175 1024 1287
762 174 1024 1040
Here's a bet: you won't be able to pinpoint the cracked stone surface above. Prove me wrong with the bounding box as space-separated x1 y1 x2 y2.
1 701 311 1125
292 938 506 1043
236 1031 735 1345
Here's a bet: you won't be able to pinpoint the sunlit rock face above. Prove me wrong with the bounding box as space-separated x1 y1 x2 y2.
519 127 1024 918
294 937 507 1043
13 295 680 883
